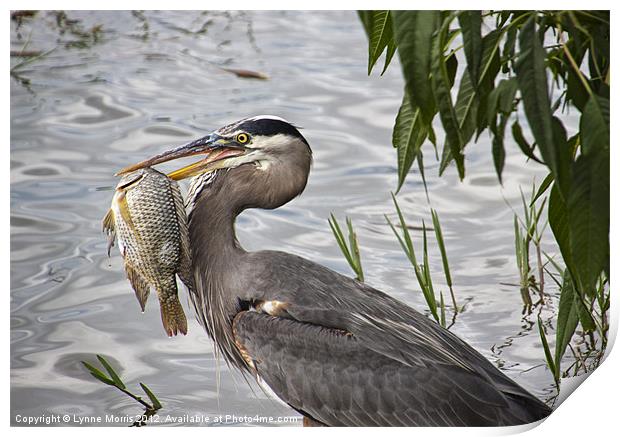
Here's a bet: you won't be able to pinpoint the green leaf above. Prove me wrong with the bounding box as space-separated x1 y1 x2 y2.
487 78 517 124
565 67 588 112
574 290 596 333
515 16 570 197
366 11 395 75
567 152 609 295
428 125 437 147
498 80 518 114
97 355 126 389
458 11 483 85
549 183 573 274
501 26 517 72
478 28 502 92
440 65 480 173
512 121 543 164
487 79 515 185
432 15 465 180
381 40 397 75
358 11 373 37
392 93 428 192
554 270 580 375
454 68 478 144
473 29 502 138
417 150 429 201
580 96 609 156
82 361 116 386
392 10 440 124
530 172 554 206
446 53 458 88
439 137 452 176
491 114 508 184
140 383 163 410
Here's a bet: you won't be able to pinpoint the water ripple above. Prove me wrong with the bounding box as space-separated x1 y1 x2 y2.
11 10 559 425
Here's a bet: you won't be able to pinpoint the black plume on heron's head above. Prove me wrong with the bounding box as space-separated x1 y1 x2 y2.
216 115 310 148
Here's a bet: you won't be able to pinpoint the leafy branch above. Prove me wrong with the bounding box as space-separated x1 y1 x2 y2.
359 9 609 385
82 355 162 426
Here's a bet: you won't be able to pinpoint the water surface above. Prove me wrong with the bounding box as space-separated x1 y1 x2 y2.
11 10 562 426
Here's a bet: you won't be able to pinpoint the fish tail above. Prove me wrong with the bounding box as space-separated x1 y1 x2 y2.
157 278 188 337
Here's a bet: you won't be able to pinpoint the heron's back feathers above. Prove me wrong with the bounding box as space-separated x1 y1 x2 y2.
217 250 552 426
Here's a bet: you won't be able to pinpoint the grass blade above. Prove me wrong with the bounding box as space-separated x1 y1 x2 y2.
140 383 163 410
97 355 126 389
329 214 364 281
431 209 457 312
390 193 415 259
537 316 558 384
346 217 364 282
421 222 439 321
439 291 446 328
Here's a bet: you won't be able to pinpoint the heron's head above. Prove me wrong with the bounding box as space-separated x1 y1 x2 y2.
118 115 312 210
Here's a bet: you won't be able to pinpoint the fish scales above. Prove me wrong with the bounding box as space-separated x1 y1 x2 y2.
103 167 193 337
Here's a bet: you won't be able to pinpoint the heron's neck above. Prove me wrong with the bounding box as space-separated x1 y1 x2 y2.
188 189 245 267
187 183 253 369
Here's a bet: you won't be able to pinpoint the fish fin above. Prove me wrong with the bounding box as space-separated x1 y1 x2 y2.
102 209 116 256
117 192 134 231
102 208 115 233
125 262 150 312
157 279 188 337
171 179 194 292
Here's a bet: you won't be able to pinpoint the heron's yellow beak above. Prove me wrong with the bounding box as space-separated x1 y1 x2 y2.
115 134 247 180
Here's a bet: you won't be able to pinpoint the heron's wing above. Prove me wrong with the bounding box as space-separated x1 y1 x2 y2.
278 299 551 421
282 297 551 411
233 311 535 427
247 251 503 373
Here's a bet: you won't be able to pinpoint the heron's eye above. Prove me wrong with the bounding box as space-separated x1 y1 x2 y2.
236 133 250 144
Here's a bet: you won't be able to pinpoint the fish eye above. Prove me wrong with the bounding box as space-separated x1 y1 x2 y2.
236 133 250 144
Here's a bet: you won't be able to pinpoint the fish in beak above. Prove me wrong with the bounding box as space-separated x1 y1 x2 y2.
116 134 248 180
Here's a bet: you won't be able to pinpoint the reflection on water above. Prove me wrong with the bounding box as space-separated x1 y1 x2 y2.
12 11 562 426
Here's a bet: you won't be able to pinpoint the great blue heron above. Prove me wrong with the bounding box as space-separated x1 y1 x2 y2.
119 115 552 426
